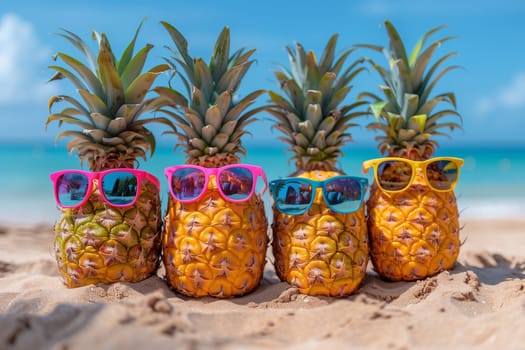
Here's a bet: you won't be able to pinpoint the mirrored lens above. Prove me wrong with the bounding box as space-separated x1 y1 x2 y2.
273 180 313 215
427 160 458 190
56 173 89 207
219 167 254 201
377 160 413 191
101 171 138 206
171 168 206 201
324 178 363 213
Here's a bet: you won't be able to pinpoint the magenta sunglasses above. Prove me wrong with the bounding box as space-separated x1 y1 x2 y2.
165 164 268 203
50 169 160 208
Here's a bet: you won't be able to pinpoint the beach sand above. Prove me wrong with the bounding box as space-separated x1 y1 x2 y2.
0 218 524 350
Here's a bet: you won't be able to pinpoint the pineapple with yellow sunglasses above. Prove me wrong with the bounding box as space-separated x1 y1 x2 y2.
359 22 464 281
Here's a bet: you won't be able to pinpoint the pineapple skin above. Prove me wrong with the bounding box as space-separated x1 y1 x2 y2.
162 183 268 298
53 180 162 288
271 170 369 297
366 179 460 281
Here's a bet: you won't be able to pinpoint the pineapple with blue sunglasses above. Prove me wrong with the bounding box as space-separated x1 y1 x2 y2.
266 35 369 296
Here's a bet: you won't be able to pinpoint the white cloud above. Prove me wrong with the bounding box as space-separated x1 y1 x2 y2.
357 0 449 16
356 0 525 17
357 1 391 16
475 72 525 115
499 73 525 107
0 13 55 104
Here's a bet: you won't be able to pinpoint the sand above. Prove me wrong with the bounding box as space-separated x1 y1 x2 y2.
0 218 524 350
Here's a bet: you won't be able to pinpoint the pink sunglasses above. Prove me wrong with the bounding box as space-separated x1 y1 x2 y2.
165 164 268 203
50 169 160 208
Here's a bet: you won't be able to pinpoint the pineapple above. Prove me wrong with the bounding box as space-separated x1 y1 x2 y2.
46 21 174 287
265 35 369 296
358 21 463 281
155 22 268 298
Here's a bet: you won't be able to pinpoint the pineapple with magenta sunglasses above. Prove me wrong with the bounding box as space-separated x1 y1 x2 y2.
157 23 271 298
163 162 270 298
49 168 163 287
45 22 171 288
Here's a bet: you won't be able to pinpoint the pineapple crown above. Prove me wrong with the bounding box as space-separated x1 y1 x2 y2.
266 34 367 172
46 19 175 171
154 22 265 167
357 21 463 160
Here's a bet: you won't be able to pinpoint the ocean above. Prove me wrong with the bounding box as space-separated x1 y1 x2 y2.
1 142 524 224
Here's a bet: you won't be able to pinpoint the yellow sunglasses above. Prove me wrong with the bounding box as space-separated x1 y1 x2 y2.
362 157 464 193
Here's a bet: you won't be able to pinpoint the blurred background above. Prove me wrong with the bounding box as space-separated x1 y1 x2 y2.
1 0 525 223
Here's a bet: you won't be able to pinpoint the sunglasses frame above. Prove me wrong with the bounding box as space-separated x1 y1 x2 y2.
164 164 268 203
362 157 464 193
269 176 369 215
50 169 160 209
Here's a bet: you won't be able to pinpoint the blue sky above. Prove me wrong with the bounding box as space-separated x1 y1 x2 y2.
2 0 525 148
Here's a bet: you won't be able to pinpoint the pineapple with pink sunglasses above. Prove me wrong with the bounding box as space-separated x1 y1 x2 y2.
46 21 173 287
155 23 269 298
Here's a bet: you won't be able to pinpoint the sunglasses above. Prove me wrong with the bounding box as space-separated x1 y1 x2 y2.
165 164 268 203
50 169 160 208
362 157 464 193
270 176 369 215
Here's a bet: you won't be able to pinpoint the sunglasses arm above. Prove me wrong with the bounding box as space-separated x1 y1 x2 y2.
258 169 269 195
361 162 372 175
143 171 160 190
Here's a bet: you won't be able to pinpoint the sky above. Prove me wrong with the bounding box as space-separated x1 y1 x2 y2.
2 0 525 148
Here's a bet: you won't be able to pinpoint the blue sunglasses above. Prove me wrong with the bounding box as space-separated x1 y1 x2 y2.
269 176 368 215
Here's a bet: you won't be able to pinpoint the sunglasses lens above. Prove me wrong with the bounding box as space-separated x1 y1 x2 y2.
55 172 89 207
377 160 413 191
219 167 254 201
101 171 138 206
427 160 458 190
324 178 363 213
171 168 206 201
272 180 312 215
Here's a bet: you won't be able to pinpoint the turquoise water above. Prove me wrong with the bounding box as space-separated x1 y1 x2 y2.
1 142 524 224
